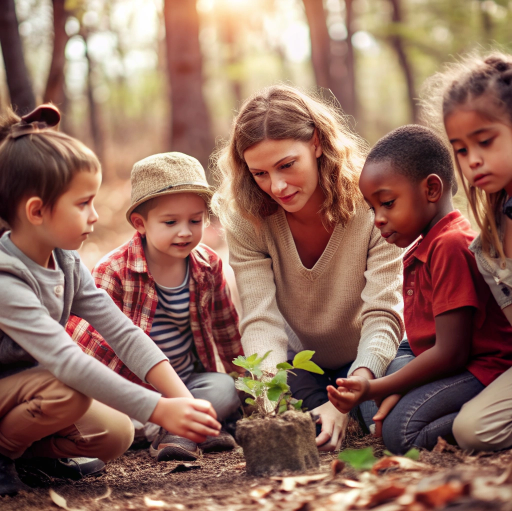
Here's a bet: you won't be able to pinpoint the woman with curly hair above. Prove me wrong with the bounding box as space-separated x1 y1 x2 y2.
212 85 404 450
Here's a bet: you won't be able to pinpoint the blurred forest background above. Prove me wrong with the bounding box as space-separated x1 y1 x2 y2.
1 0 512 276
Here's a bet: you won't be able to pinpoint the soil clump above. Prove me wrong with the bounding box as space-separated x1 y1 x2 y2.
236 410 319 476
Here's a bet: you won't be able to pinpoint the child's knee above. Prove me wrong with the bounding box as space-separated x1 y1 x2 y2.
211 374 240 420
100 414 134 461
381 418 412 455
37 380 92 424
452 409 507 452
452 412 480 451
81 412 134 462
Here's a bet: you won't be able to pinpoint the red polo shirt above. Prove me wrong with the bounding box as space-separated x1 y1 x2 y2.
404 210 512 386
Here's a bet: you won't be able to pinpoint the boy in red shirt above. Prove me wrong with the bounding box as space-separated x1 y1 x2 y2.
328 125 512 454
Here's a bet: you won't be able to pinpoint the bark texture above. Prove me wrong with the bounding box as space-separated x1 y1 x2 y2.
302 0 357 117
44 0 69 107
0 0 35 114
163 0 214 177
388 0 418 123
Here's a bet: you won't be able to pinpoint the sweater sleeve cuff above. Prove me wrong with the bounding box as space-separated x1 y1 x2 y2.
348 354 388 380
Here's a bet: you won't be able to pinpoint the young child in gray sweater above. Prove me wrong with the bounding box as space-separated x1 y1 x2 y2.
0 105 220 496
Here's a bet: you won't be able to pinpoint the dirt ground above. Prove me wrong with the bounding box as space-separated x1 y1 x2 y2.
3 423 512 511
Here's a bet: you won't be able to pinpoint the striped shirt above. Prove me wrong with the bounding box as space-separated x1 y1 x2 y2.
150 262 194 381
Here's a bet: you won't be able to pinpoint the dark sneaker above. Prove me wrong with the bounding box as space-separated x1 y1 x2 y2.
198 430 236 453
150 429 199 462
17 457 105 481
0 454 29 496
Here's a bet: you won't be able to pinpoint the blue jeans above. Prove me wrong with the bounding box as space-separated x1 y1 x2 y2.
382 340 485 454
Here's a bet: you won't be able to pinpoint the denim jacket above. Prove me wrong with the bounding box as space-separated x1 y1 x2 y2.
469 213 512 310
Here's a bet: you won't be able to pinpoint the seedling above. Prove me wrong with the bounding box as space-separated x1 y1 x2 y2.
233 350 324 417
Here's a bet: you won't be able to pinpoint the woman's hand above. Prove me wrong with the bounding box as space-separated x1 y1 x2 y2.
150 397 221 444
373 394 401 437
312 400 349 451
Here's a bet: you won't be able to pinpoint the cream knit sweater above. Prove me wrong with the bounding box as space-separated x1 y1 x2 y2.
225 205 405 378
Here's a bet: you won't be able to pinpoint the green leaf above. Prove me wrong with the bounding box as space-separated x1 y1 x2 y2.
292 350 315 367
235 378 254 395
270 370 288 386
383 450 393 457
259 351 272 363
267 386 283 402
339 447 377 471
245 398 255 406
292 399 303 411
246 353 258 364
278 402 287 414
248 379 265 397
293 360 324 375
232 356 250 369
276 362 293 370
404 448 420 461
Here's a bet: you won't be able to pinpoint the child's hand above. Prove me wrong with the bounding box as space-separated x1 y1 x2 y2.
150 397 221 444
327 375 370 414
372 394 401 437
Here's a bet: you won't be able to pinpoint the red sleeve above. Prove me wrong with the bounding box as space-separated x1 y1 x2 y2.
429 232 481 318
209 251 244 373
92 260 124 311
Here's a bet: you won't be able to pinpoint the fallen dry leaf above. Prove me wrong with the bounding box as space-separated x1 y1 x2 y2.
249 485 273 499
363 483 406 508
49 489 85 511
331 459 345 477
272 473 330 492
371 456 427 474
168 463 200 474
433 436 448 452
415 481 469 507
278 478 297 492
325 489 361 509
341 479 364 489
495 461 512 485
94 487 112 501
144 496 169 509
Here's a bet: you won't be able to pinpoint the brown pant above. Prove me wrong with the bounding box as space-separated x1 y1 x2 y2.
453 366 512 452
0 366 134 461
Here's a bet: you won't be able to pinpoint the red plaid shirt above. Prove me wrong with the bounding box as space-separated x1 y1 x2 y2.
66 232 243 390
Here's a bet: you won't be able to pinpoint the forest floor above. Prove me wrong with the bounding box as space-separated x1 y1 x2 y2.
3 422 512 511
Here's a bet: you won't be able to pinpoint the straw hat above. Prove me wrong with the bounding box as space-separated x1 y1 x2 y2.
126 152 213 225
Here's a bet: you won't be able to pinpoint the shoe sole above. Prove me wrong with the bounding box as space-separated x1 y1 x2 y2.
153 445 199 462
200 442 236 453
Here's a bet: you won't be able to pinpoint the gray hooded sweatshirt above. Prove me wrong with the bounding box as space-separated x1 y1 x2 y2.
0 233 167 423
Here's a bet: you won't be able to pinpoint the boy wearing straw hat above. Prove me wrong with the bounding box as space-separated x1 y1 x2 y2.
67 152 243 461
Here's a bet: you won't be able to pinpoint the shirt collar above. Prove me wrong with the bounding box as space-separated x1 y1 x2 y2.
409 210 464 264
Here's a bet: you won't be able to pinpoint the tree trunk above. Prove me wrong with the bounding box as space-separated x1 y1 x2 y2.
303 0 331 90
220 11 243 106
83 34 104 167
44 0 69 108
303 0 356 117
343 0 356 118
163 0 214 178
0 0 35 114
388 0 418 123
